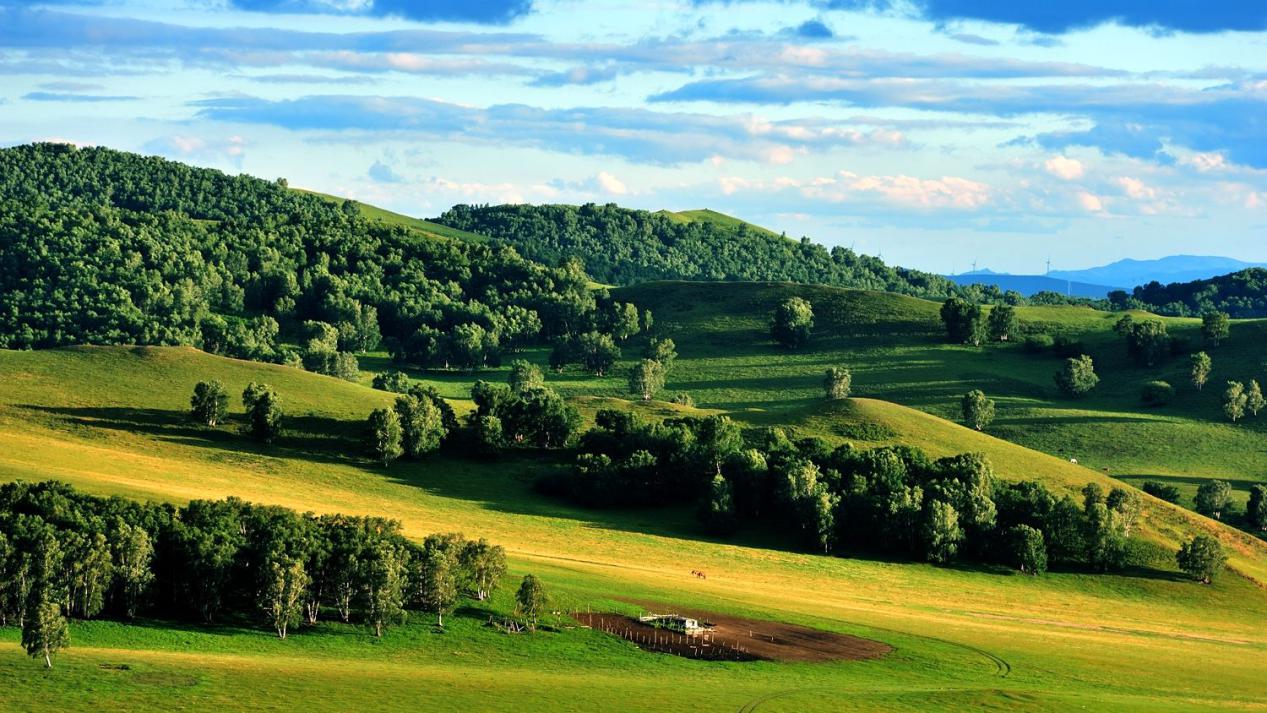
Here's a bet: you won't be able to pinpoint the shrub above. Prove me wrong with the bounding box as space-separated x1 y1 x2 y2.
1140 380 1174 407
1141 481 1181 503
1022 334 1054 354
1052 335 1084 358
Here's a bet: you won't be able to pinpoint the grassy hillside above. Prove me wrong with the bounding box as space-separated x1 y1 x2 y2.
659 208 786 239
615 281 1267 513
2 346 1266 710
295 188 490 243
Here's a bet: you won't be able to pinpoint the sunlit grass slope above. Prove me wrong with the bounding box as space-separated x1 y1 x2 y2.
616 281 1267 511
295 188 490 243
1 346 1267 710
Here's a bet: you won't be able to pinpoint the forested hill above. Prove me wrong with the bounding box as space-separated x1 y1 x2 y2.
1116 268 1267 318
0 143 626 368
433 203 962 299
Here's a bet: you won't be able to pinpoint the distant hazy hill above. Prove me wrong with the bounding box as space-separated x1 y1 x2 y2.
945 271 1119 299
1050 255 1267 288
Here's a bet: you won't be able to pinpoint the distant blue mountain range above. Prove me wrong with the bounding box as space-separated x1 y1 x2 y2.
946 255 1267 298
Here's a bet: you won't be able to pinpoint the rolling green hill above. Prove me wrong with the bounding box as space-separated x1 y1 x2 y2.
2 343 1266 710
4 147 1267 711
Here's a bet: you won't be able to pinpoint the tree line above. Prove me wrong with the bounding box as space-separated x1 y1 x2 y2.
0 480 553 668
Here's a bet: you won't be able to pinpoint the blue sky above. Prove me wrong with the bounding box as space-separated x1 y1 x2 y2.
3 0 1266 274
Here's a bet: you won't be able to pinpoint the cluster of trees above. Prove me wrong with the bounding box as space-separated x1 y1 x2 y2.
0 144 635 377
1190 479 1267 531
0 480 547 668
939 299 1018 346
468 364 581 452
544 410 1157 575
1112 269 1267 318
1222 380 1265 422
191 381 284 443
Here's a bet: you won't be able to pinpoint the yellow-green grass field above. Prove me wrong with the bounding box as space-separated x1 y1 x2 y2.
1 345 1266 711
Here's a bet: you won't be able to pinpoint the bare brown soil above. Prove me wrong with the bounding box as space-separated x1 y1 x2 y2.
573 610 891 663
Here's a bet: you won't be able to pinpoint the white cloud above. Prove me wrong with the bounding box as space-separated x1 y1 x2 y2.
1114 176 1156 200
595 171 628 195
1043 155 1084 180
1076 191 1104 212
1183 151 1229 173
717 170 991 210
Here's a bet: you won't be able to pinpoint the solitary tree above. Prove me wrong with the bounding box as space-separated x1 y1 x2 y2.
262 556 307 639
242 382 283 442
987 304 1018 342
643 337 677 369
1006 525 1047 575
1201 311 1230 347
940 298 986 346
1223 381 1248 422
21 597 68 668
1190 352 1212 391
365 408 404 466
770 297 814 349
823 367 852 400
960 390 996 431
1054 355 1099 397
508 359 545 394
628 359 666 401
1194 480 1232 520
1176 535 1226 584
514 574 548 632
1248 380 1265 417
191 380 229 427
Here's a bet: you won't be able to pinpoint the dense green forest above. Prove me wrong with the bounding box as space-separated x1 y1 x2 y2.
435 203 978 299
0 144 637 369
1112 269 1267 317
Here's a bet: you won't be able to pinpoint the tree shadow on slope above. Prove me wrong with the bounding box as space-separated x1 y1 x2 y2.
18 404 367 469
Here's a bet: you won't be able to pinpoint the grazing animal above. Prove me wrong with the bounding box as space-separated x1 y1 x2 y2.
1069 458 1078 464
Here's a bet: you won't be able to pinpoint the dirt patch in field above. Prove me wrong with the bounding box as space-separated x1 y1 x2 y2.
573 610 891 663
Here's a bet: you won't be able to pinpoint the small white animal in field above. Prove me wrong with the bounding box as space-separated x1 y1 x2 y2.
1069 458 1078 464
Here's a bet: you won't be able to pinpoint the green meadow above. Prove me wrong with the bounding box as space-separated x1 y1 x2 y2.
2 277 1267 710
